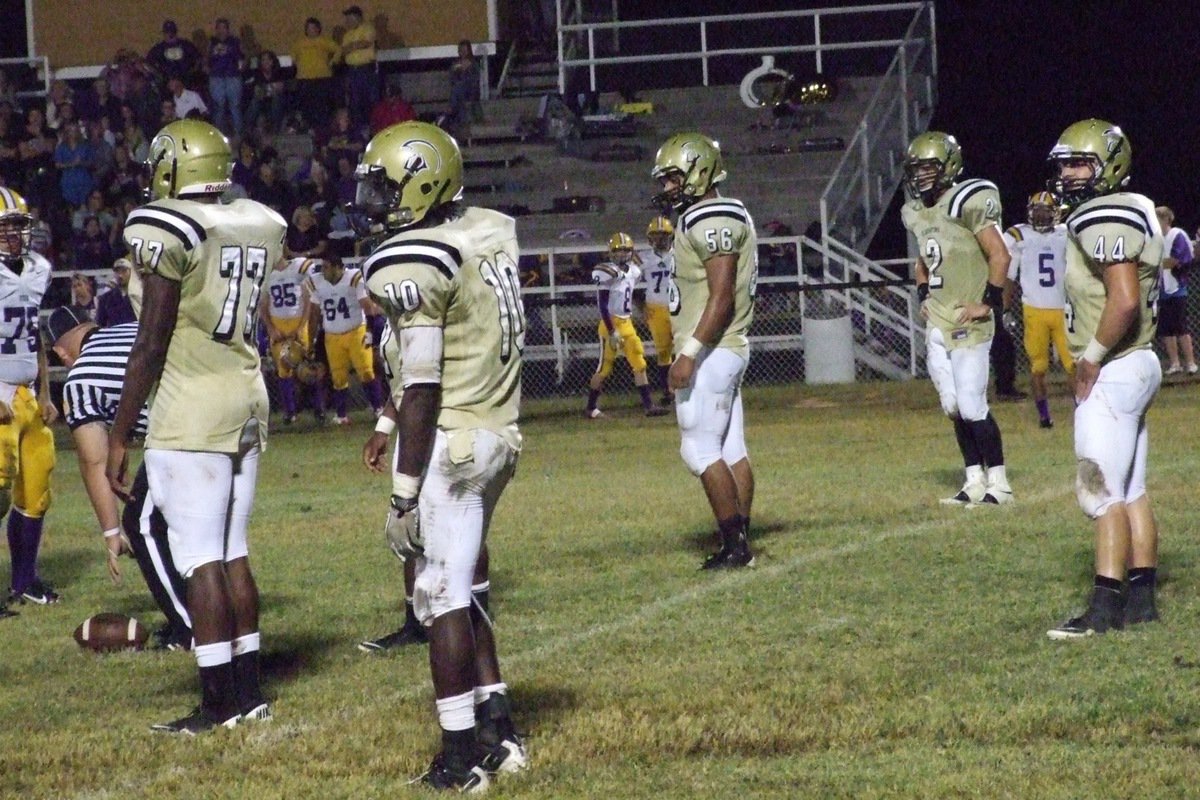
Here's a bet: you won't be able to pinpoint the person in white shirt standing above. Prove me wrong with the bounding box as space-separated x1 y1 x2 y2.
1002 191 1073 428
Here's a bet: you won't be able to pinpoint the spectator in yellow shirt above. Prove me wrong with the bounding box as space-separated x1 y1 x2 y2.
340 5 377 128
293 17 340 130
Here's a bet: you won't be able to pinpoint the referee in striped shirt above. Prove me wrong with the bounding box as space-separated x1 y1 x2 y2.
47 307 192 650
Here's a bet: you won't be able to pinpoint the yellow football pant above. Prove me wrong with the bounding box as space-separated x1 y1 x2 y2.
594 317 648 378
0 386 55 518
269 316 309 379
324 324 375 390
644 302 674 366
1022 304 1074 375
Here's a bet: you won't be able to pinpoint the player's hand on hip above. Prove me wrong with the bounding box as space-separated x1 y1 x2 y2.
955 301 991 324
362 431 389 473
1074 358 1100 403
668 355 695 390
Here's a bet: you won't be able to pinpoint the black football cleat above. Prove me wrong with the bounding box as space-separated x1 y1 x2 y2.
644 406 671 418
151 706 240 735
1047 606 1122 640
357 624 429 653
700 541 755 571
413 752 489 794
1039 418 1054 429
1125 588 1159 626
18 580 60 605
0 598 16 619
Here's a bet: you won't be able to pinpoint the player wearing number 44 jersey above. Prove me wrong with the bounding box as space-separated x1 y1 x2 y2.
902 131 1012 508
1003 192 1073 429
652 132 757 570
109 120 286 733
357 121 527 792
1045 120 1164 640
0 186 59 616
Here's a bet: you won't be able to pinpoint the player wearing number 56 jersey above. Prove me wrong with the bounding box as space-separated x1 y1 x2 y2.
1003 192 1073 429
902 131 1012 508
259 256 314 423
357 121 526 791
109 120 285 734
0 187 59 614
1045 120 1164 640
652 132 757 570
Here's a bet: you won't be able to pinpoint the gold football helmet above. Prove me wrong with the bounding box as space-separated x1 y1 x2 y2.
355 121 464 231
1026 191 1060 232
294 358 327 386
147 119 233 200
0 187 32 261
647 215 673 251
607 231 634 264
903 131 963 207
1047 119 1131 209
651 132 726 211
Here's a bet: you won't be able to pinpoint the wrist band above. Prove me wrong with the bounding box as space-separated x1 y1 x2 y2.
983 283 1004 313
917 283 929 303
374 416 396 435
103 527 121 539
679 337 704 358
1082 338 1110 364
392 472 422 501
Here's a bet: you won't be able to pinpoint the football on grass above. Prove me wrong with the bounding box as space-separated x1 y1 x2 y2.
73 613 149 652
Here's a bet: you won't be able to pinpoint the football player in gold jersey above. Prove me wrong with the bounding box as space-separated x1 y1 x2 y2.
901 132 1012 507
1044 121 1164 639
357 121 526 790
652 132 756 570
0 187 58 614
108 120 286 733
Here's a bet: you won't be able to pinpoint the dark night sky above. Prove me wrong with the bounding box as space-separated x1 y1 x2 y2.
3 0 1195 242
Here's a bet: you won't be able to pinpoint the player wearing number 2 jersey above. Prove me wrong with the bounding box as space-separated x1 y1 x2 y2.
902 131 1012 508
357 121 527 791
652 131 757 570
109 120 286 733
0 186 59 614
1045 120 1164 640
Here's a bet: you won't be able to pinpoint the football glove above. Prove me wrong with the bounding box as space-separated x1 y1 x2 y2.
1002 310 1020 337
384 495 422 562
607 331 622 352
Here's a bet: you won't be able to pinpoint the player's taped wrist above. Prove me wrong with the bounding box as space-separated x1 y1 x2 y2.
102 527 121 539
391 472 421 502
983 283 1004 314
679 336 704 359
917 283 929 303
1082 338 1110 364
374 416 396 436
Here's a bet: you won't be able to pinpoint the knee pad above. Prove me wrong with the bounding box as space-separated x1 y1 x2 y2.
940 398 959 418
1028 352 1050 375
23 487 50 518
680 433 722 477
1075 458 1116 519
412 559 473 626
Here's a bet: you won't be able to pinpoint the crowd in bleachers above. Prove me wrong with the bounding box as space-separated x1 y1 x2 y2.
0 12 489 314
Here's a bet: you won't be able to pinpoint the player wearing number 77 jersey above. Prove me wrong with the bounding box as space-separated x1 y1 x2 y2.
902 131 1012 508
357 121 527 791
109 119 286 734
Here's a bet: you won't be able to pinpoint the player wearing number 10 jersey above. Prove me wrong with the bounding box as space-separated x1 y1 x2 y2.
357 121 526 791
902 131 1012 508
109 120 286 733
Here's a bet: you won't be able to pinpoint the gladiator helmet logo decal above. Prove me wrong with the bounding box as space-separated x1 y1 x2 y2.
401 138 440 179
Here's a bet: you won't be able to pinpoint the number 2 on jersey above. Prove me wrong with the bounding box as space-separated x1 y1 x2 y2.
924 238 944 289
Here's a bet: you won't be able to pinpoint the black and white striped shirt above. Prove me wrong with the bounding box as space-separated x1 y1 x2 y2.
62 323 149 435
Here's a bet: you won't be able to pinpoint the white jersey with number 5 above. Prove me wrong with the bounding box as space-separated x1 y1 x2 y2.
123 198 286 453
362 206 524 449
265 257 314 320
1004 223 1067 310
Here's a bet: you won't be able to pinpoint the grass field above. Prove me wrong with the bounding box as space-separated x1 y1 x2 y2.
3 376 1200 799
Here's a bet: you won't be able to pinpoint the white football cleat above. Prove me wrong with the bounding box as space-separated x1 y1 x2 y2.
940 478 986 506
979 482 1014 506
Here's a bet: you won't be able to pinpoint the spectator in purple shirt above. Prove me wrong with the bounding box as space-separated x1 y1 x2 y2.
1156 205 1196 375
96 257 137 327
206 18 244 136
146 20 202 89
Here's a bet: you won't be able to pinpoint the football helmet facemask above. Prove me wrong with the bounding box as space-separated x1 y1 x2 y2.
608 231 634 264
1026 191 1059 232
0 187 33 263
278 339 307 370
647 215 673 251
355 122 464 232
651 132 726 211
903 131 963 207
1047 119 1131 209
147 119 233 200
